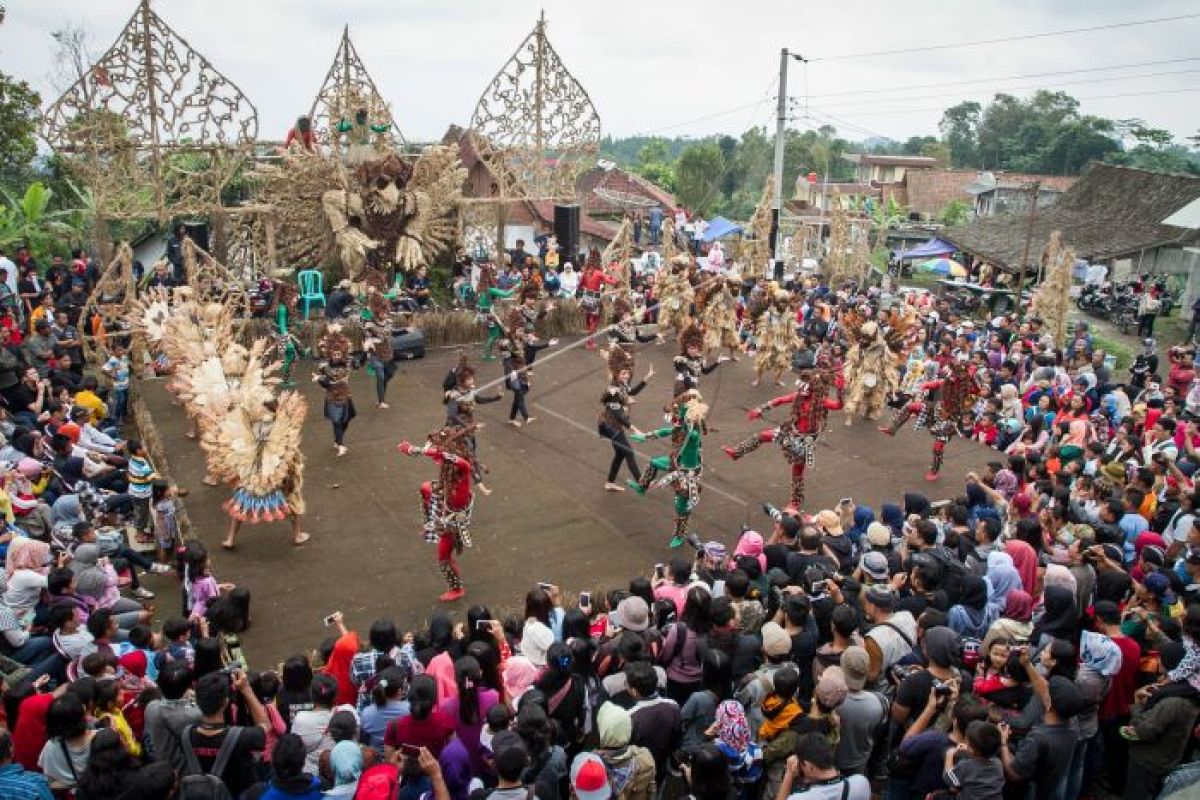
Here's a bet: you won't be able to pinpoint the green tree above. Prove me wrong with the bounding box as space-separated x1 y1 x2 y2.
0 72 42 192
637 139 670 167
675 142 725 215
939 101 981 167
938 199 972 227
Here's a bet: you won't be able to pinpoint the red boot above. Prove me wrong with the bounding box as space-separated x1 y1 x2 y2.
878 426 895 436
723 446 738 460
439 587 466 602
925 470 940 482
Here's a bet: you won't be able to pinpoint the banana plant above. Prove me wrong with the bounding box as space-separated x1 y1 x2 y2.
0 182 81 254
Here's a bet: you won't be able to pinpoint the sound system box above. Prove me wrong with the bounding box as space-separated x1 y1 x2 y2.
554 204 580 262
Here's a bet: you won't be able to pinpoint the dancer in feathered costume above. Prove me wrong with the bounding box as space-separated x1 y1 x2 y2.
674 322 728 397
753 289 797 387
724 360 841 508
513 283 556 365
602 294 660 354
499 309 554 428
579 249 618 350
656 256 695 336
217 350 309 549
629 391 709 550
598 345 655 492
313 326 356 456
698 274 741 360
477 263 516 361
840 308 912 426
398 425 477 602
362 289 398 408
442 351 500 495
879 358 982 481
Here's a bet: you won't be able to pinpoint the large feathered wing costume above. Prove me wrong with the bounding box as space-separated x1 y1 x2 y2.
218 344 308 522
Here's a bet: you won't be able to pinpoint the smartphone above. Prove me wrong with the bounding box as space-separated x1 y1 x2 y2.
839 497 853 506
400 744 421 758
655 564 665 579
322 613 338 627
579 591 591 607
537 582 553 591
475 619 498 631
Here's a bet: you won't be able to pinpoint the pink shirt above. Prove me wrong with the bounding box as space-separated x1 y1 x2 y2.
654 583 688 615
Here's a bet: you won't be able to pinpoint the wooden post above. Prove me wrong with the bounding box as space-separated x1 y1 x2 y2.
1014 181 1041 324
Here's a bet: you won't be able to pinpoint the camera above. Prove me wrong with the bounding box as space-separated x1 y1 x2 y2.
932 679 953 698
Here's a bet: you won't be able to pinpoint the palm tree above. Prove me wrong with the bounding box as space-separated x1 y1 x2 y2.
0 182 81 254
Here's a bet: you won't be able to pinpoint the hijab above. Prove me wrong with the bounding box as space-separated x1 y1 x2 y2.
1032 585 1078 646
715 700 751 755
734 530 766 574
502 656 539 709
71 543 110 601
848 506 875 545
993 469 1019 500
5 536 49 578
596 701 633 749
1079 630 1123 678
1003 590 1035 623
985 552 1023 608
1043 564 1077 596
1004 539 1039 595
330 740 363 787
880 504 904 538
51 494 85 526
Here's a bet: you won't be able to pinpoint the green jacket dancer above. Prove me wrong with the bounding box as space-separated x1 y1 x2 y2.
630 396 708 550
275 283 300 388
477 265 517 361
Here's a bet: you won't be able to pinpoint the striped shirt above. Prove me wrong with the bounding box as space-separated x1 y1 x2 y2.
0 762 54 800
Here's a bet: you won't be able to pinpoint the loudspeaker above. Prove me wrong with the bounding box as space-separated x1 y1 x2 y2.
554 204 580 262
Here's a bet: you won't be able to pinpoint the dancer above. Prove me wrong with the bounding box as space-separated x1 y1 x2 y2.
513 283 555 365
879 358 981 481
477 263 516 361
698 274 741 361
602 294 659 354
674 322 728 397
499 312 554 428
398 426 476 602
724 361 840 508
598 345 655 492
579 249 617 350
752 289 797 387
629 391 709 550
363 289 398 408
272 280 301 388
841 309 912 426
656 256 695 337
313 326 356 456
443 351 500 495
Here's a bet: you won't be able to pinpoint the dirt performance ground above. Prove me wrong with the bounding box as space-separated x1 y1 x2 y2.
140 336 996 666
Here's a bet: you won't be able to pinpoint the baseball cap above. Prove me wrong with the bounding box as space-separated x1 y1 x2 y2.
840 646 869 691
865 586 897 610
1143 571 1177 606
570 753 611 800
761 621 791 658
859 551 890 582
610 596 649 633
866 522 892 549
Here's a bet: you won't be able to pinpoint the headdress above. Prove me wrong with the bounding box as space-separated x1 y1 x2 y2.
353 153 414 190
519 282 540 302
366 289 391 322
613 294 633 319
429 424 474 461
679 322 704 353
608 345 635 381
320 324 351 359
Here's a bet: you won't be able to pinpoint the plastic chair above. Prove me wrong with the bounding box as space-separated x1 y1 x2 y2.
297 269 326 319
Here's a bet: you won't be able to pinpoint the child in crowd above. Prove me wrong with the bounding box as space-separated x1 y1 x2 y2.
943 720 1004 799
126 440 157 538
150 479 178 566
102 342 131 423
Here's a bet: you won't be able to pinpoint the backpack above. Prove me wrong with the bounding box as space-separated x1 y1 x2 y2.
353 762 401 800
179 725 241 800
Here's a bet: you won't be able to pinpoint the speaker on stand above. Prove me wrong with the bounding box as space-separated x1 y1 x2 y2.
554 204 580 265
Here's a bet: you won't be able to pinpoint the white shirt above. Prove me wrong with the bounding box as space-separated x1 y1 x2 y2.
290 707 333 775
788 775 870 800
1165 511 1196 545
0 257 16 294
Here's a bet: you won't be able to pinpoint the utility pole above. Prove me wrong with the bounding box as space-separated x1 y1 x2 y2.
1014 181 1042 323
770 48 790 282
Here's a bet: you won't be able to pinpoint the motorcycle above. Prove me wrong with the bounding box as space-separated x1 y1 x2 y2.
1076 282 1110 313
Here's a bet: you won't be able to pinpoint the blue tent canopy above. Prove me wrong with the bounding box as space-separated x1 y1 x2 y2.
894 237 956 260
700 216 744 242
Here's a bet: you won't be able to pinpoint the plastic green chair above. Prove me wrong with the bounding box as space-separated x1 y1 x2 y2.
297 269 326 319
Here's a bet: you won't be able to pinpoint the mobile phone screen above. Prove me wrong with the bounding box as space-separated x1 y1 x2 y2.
579 592 591 606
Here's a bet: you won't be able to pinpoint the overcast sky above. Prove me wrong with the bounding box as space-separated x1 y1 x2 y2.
6 0 1199 146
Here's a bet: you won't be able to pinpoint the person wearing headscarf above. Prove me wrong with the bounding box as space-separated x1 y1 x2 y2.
947 575 992 639
592 701 656 797
711 699 763 787
880 503 904 539
1031 585 1079 650
3 535 51 619
323 739 363 797
1067 630 1124 800
557 262 578 298
847 505 875 547
501 656 539 711
1043 563 1077 597
733 529 767 575
982 590 1035 654
993 468 1019 501
985 552 1023 608
1004 538 1039 595
437 737 473 800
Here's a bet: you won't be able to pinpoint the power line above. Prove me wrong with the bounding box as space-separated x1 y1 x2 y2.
802 57 1200 99
807 12 1200 62
790 67 1200 111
